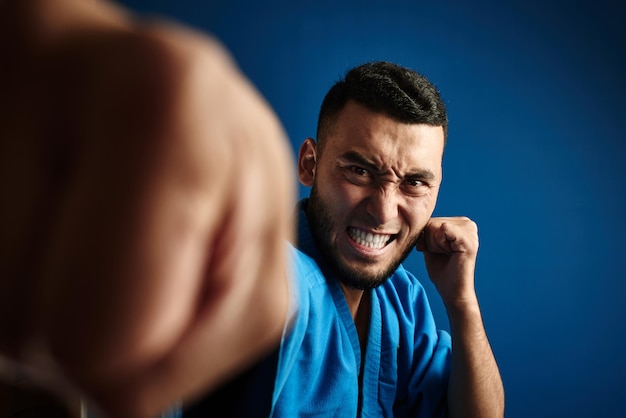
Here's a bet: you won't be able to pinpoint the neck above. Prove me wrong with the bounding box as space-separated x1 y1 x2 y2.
339 283 371 350
339 283 365 320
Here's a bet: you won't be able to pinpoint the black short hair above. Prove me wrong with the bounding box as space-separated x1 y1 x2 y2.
316 61 448 153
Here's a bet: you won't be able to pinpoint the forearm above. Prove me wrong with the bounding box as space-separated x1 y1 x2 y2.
446 299 504 418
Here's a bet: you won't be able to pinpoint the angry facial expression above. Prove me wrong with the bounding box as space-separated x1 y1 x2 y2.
299 101 445 290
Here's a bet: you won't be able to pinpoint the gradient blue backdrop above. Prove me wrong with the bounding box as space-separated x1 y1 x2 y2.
118 1 626 417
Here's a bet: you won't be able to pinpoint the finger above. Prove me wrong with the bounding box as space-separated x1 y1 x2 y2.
428 218 479 254
431 222 454 253
416 222 451 254
417 217 479 255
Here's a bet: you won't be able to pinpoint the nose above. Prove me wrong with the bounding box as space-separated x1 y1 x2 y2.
365 186 398 227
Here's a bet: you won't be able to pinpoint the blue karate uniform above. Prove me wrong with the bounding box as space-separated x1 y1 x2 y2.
270 200 451 417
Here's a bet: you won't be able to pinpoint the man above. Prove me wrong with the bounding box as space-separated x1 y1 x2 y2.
280 61 504 416
0 0 294 417
186 61 505 417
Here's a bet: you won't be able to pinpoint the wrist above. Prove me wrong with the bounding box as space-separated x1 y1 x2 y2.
443 293 481 319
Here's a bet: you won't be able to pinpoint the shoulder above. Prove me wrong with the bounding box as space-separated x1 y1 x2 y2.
384 264 427 298
288 244 327 289
377 265 434 319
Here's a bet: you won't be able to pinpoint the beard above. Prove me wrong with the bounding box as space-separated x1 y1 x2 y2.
306 185 419 290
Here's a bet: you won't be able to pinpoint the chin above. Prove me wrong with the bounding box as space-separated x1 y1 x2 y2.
335 260 396 291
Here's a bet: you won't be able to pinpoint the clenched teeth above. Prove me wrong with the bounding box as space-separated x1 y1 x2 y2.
348 227 391 249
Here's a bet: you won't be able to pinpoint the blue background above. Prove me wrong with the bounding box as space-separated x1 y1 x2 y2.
118 1 626 416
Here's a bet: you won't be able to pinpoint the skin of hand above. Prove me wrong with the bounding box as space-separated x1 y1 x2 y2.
0 1 294 417
416 217 480 309
417 218 505 418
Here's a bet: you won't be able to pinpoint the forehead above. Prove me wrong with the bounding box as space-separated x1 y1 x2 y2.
322 101 445 175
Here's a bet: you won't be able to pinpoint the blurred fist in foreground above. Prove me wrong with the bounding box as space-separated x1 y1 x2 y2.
0 1 294 416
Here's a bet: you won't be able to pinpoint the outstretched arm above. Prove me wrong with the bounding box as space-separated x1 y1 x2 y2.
418 217 505 418
0 2 295 417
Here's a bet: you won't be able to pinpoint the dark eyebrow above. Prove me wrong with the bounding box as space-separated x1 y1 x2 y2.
340 150 437 181
340 151 378 171
405 169 437 181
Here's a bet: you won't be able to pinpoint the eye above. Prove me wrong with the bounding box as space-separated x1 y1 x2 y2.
405 178 424 187
402 178 428 196
343 165 372 186
350 166 368 176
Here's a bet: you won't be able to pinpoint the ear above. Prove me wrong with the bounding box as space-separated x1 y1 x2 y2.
298 138 317 186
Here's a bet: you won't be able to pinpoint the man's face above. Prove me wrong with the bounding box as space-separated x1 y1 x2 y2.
299 100 445 290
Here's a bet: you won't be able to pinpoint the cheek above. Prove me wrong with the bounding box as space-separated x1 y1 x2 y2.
404 195 437 225
420 185 440 210
323 179 365 211
345 188 377 221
